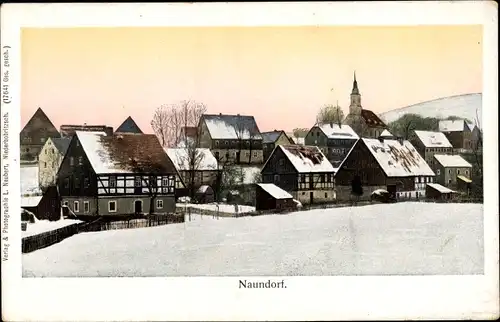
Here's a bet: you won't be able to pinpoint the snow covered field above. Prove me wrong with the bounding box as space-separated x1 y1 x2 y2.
22 219 83 238
176 203 256 213
23 203 483 277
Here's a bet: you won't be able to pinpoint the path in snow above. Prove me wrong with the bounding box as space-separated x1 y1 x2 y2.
22 203 484 277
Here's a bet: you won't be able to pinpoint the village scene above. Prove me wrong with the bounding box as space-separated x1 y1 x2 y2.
19 27 484 277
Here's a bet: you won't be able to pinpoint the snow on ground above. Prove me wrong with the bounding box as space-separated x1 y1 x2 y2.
22 202 483 277
176 203 256 213
20 165 42 196
22 219 83 238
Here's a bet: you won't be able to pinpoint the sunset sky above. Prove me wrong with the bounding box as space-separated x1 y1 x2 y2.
21 26 482 133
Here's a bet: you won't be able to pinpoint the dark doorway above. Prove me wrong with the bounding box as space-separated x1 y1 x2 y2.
309 192 314 204
134 200 143 214
387 184 397 198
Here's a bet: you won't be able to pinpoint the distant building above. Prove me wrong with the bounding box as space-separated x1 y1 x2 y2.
343 72 388 138
410 130 454 167
115 116 143 134
255 183 295 212
433 154 472 192
304 123 359 168
335 137 435 200
57 131 177 217
439 120 475 150
38 137 71 189
261 130 294 163
198 114 264 165
426 183 458 201
261 145 336 205
20 107 60 162
60 124 114 138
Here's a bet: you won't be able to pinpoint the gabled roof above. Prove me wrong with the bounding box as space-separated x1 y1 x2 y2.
164 148 218 171
257 183 293 199
76 131 176 174
439 120 467 132
50 137 71 155
261 130 288 143
414 131 453 148
362 138 435 177
21 107 60 136
433 154 472 168
116 116 143 134
380 129 393 137
361 110 386 128
202 114 262 140
277 145 335 173
427 183 455 194
317 123 359 140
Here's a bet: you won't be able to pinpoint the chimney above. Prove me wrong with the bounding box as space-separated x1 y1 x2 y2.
378 136 384 143
397 137 404 145
219 113 222 116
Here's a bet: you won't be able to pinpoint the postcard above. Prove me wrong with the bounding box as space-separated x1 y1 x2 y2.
1 2 498 321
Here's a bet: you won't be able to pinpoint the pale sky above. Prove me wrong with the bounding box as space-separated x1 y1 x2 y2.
21 26 482 133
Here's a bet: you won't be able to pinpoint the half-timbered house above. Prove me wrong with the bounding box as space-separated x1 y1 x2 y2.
304 123 359 168
56 131 178 217
261 145 336 205
20 107 60 162
410 130 454 167
335 137 435 201
198 113 264 165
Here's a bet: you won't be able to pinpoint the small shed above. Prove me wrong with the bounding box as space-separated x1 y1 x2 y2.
21 185 60 221
426 183 457 200
456 175 472 195
195 185 215 204
255 183 295 211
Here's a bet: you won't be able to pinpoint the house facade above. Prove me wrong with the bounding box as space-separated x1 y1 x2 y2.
433 154 472 191
198 114 264 165
38 137 71 190
343 73 388 138
57 131 177 217
411 130 454 167
439 120 474 150
261 130 294 162
304 123 359 168
20 107 60 162
335 138 436 201
261 145 336 205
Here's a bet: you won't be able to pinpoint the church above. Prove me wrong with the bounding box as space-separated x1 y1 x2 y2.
343 72 388 138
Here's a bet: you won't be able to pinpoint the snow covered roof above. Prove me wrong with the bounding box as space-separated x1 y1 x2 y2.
380 129 393 137
414 131 453 148
115 116 143 134
76 131 176 174
427 183 455 194
279 145 335 173
363 138 435 177
317 123 359 140
257 183 293 200
439 120 467 132
21 196 43 207
261 131 284 143
433 154 472 168
165 148 218 171
20 165 42 196
202 114 262 140
291 137 305 145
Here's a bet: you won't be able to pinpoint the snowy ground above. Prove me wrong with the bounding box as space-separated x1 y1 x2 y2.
23 203 483 277
22 219 84 238
176 203 256 213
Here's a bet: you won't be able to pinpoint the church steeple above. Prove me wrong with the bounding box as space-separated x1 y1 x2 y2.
349 71 362 115
351 71 359 95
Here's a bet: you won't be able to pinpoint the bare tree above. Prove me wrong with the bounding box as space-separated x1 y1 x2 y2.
316 103 345 126
471 108 483 200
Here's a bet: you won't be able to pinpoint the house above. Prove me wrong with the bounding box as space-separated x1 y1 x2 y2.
426 183 458 201
56 131 178 217
410 130 454 167
261 130 294 162
439 120 475 150
21 186 61 221
198 114 264 165
467 122 482 150
115 116 144 134
20 107 60 162
304 123 359 168
60 124 114 137
164 148 219 196
335 137 435 201
255 183 296 211
343 72 388 138
433 154 472 192
261 145 336 205
195 185 215 203
38 137 71 189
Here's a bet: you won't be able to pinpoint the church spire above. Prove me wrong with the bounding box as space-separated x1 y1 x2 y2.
351 71 359 95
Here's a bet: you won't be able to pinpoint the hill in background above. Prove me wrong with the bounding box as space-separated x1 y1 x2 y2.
381 93 483 126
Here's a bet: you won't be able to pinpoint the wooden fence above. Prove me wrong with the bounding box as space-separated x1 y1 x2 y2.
22 214 185 254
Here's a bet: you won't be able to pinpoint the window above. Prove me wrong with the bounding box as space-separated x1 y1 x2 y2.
225 141 229 145
302 192 305 195
64 178 69 188
43 162 46 168
84 201 90 213
279 159 284 166
274 174 280 182
448 179 452 184
45 149 48 155
214 151 220 160
325 192 328 198
437 169 440 175
465 170 469 176
448 169 451 174
215 140 219 146
74 201 80 213
109 176 117 188
253 151 257 157
156 200 163 209
162 177 168 186
414 177 418 183
108 201 117 212
70 157 75 166
78 156 83 165
84 177 90 188
63 201 69 206
457 169 460 174
75 177 80 188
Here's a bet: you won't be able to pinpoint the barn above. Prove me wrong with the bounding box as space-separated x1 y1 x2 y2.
255 183 295 211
